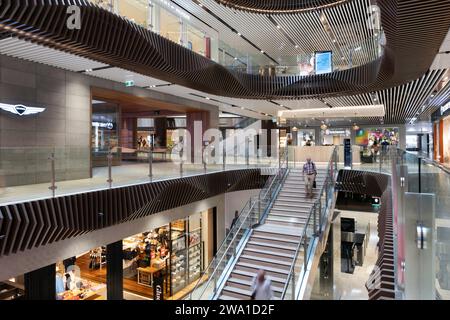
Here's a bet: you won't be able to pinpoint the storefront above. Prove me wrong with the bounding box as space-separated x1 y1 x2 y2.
321 128 351 146
292 128 315 146
432 102 450 166
54 209 214 300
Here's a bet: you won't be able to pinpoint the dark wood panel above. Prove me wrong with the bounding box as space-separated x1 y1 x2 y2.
0 169 267 257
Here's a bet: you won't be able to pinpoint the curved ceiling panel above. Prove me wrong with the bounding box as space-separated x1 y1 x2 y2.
0 0 449 100
213 0 348 13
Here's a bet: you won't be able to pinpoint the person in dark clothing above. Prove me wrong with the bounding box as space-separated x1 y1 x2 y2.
63 256 76 271
230 210 239 230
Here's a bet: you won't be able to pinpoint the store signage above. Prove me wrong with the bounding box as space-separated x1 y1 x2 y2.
153 273 164 300
325 129 349 135
92 121 114 130
0 103 45 116
441 102 450 115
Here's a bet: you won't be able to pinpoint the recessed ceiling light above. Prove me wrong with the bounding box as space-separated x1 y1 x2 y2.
234 57 237 60
277 25 281 29
295 45 299 48
261 50 265 54
332 39 337 43
355 46 362 51
85 69 93 72
237 32 241 36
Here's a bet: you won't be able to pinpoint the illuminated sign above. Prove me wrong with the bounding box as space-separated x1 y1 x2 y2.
441 102 450 115
92 122 114 130
0 103 45 116
315 51 333 75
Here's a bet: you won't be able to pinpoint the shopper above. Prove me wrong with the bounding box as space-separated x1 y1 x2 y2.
302 157 317 198
230 210 239 230
371 141 380 162
250 270 274 300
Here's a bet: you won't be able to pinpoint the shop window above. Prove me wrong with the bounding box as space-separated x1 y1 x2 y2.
91 100 120 167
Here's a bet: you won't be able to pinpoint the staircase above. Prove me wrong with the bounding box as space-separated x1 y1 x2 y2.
217 168 327 300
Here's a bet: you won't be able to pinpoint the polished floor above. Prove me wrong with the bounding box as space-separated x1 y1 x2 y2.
0 159 276 205
335 210 379 300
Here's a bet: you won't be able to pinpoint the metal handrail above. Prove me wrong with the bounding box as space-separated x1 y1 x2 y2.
280 146 337 300
189 196 259 299
189 149 289 299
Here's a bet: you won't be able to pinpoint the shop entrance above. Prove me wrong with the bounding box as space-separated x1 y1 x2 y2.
53 208 216 300
90 87 197 174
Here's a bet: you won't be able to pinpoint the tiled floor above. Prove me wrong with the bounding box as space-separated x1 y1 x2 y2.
335 210 379 300
0 160 276 205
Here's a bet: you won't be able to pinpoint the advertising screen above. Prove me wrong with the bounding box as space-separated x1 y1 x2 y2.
315 51 333 75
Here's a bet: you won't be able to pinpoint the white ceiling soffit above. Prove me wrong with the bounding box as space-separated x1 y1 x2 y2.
431 30 450 70
0 36 108 71
278 104 385 119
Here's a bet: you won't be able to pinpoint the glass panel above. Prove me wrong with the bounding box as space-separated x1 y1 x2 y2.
187 25 206 56
118 0 148 28
159 8 181 44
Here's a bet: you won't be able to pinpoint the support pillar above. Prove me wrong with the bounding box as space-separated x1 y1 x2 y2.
186 111 211 163
154 117 167 148
107 240 123 300
24 263 56 300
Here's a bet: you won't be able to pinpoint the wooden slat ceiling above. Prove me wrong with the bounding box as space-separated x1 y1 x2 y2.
213 0 347 13
184 0 378 69
0 169 267 258
0 0 449 101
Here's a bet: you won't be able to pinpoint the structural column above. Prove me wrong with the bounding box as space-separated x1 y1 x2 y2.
24 263 56 300
154 117 167 148
186 111 211 163
107 240 123 300
261 120 277 157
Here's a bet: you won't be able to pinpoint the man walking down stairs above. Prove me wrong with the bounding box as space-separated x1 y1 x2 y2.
217 167 327 300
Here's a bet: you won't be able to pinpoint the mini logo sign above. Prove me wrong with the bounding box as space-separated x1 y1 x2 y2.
0 103 46 116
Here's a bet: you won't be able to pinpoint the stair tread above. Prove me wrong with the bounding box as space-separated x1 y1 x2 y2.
269 211 310 218
271 207 311 213
251 233 300 243
243 247 295 259
266 216 306 224
227 278 284 292
240 254 292 266
256 224 303 236
231 269 286 283
236 262 290 275
218 294 241 300
248 241 297 250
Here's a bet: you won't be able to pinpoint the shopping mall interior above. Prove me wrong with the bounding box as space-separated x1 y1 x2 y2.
0 0 450 303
